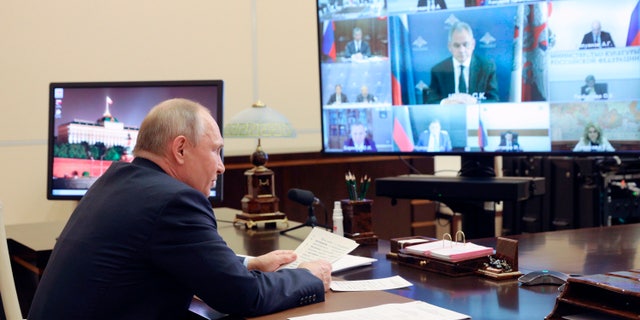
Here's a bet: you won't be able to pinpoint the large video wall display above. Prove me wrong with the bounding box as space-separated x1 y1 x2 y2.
317 0 640 155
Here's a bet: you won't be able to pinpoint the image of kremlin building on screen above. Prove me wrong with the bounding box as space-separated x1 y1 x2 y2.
51 98 138 193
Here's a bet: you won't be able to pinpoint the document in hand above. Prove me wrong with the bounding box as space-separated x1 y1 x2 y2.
403 239 494 263
281 227 359 269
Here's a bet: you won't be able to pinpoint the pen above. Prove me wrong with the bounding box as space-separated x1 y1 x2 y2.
359 175 370 200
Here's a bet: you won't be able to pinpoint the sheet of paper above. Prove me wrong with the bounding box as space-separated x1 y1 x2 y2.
288 300 470 320
331 254 377 273
281 227 359 269
330 275 412 291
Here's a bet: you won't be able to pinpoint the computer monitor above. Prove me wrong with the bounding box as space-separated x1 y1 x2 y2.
46 80 224 202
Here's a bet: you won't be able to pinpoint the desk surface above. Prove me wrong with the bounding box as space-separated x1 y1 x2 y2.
7 208 640 320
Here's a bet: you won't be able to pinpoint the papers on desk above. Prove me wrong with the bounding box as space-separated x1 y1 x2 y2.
288 300 471 320
330 275 412 291
403 239 494 263
281 227 359 269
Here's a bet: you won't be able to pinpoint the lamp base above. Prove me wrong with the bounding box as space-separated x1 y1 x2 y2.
234 212 288 229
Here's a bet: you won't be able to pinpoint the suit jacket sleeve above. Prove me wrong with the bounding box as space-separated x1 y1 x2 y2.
469 55 499 102
327 94 336 105
149 190 325 317
345 42 355 57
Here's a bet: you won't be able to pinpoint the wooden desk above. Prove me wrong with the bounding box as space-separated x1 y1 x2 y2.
6 208 640 320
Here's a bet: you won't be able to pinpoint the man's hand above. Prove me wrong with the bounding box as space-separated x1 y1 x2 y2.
440 93 478 105
247 250 297 272
299 260 332 292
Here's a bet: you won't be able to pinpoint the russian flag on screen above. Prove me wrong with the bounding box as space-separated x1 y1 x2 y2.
478 116 488 150
322 20 336 61
627 1 640 46
393 106 414 152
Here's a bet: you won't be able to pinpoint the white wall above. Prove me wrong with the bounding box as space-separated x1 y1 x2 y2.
0 0 324 224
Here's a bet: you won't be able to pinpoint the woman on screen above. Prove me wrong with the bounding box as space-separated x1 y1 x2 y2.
573 122 615 152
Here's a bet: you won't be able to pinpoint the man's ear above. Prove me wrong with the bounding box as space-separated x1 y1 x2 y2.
173 136 187 163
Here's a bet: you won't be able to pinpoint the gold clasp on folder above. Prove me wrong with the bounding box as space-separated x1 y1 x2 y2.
442 231 466 247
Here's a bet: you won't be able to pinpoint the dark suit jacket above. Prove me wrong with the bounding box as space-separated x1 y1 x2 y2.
344 40 371 58
581 83 608 97
425 55 499 104
327 92 348 104
356 93 376 103
415 130 452 152
343 138 377 152
28 158 324 320
417 0 447 9
580 31 615 49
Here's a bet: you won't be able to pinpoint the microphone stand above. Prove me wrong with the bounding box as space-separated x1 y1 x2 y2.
280 204 330 235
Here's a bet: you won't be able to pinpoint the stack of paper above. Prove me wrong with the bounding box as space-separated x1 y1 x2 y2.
403 239 494 263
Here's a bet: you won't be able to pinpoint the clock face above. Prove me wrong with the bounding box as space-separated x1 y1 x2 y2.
247 171 275 198
257 176 273 196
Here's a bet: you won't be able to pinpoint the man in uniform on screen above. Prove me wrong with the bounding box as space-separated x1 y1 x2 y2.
424 21 499 105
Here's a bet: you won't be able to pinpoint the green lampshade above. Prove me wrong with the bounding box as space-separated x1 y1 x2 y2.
224 101 296 138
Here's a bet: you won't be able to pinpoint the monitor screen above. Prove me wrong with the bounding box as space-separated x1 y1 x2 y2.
316 0 640 156
47 80 224 202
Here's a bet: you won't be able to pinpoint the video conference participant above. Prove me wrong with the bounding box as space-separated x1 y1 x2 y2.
573 122 615 152
580 20 615 49
343 122 377 152
425 21 499 105
496 130 522 152
417 0 447 10
28 99 331 319
580 74 608 100
344 27 371 59
415 119 452 152
356 85 377 103
327 84 348 104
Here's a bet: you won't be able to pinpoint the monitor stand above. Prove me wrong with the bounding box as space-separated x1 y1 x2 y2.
459 154 496 178
447 155 497 239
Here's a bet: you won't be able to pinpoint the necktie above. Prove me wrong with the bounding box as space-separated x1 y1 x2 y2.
458 65 467 94
355 41 360 52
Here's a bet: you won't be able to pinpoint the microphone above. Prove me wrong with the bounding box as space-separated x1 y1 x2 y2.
288 188 320 206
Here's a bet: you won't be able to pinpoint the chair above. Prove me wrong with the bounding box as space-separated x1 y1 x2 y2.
0 202 25 320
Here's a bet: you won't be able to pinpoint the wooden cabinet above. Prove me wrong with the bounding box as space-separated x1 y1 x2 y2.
215 152 434 239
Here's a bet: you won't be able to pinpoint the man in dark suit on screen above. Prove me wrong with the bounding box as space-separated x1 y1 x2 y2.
415 119 452 152
424 21 499 105
344 27 371 60
580 20 615 49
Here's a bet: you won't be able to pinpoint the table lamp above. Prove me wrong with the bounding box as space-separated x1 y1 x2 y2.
223 101 296 228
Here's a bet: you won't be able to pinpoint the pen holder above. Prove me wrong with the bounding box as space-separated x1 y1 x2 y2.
340 199 378 245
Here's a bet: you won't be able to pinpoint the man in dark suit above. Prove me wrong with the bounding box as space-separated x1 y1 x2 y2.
415 119 452 152
28 99 331 319
355 85 377 103
580 20 615 49
424 21 499 105
343 122 377 152
344 27 371 59
327 84 348 104
580 74 608 100
417 0 447 10
496 131 522 152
